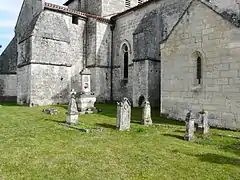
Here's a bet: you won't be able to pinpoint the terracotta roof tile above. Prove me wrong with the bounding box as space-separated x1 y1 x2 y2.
44 2 111 23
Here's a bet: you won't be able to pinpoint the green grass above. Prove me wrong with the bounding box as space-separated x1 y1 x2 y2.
0 103 239 180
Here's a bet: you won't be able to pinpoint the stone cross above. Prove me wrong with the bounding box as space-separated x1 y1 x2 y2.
196 110 209 135
116 97 131 131
184 110 195 141
66 89 79 125
142 100 152 125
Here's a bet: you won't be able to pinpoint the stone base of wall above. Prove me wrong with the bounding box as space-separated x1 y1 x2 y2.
0 96 17 102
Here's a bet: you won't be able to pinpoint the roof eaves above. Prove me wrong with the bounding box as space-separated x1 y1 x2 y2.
44 2 111 24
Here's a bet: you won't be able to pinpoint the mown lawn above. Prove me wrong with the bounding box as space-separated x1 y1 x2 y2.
0 103 239 180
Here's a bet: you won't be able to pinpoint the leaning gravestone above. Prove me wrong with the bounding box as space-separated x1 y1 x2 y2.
184 110 195 141
142 100 152 125
116 97 131 131
196 110 209 135
66 89 79 125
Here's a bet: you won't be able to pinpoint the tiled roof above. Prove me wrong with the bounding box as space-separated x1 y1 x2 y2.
44 2 111 23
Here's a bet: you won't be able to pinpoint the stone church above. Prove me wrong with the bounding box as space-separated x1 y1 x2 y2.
0 0 239 129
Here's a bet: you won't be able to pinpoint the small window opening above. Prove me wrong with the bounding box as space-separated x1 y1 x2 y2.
123 44 129 79
72 15 78 25
125 0 131 8
138 0 143 4
197 56 202 84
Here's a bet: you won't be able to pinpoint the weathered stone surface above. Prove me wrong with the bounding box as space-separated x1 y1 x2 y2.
76 68 96 113
196 110 209 135
66 89 79 125
42 108 58 115
142 99 152 125
116 97 131 131
161 0 240 130
184 111 195 141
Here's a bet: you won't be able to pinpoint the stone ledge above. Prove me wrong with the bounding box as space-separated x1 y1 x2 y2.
17 62 72 68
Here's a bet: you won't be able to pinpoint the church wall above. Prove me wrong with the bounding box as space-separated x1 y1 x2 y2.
17 37 32 105
0 37 17 101
17 65 31 105
112 0 191 106
25 9 86 105
68 0 80 10
86 0 102 15
30 64 71 106
0 75 17 97
161 1 240 129
15 0 44 41
87 20 112 102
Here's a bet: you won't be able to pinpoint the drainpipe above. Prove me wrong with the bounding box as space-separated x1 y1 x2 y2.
110 21 115 102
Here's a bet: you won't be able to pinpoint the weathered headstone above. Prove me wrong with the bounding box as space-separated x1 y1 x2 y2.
142 100 152 125
116 97 131 131
66 89 79 125
184 110 195 141
196 110 209 135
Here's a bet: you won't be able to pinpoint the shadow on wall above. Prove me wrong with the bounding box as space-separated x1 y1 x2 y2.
0 79 4 95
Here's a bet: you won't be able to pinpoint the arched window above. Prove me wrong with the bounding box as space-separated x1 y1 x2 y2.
196 56 202 84
123 44 129 79
125 0 131 8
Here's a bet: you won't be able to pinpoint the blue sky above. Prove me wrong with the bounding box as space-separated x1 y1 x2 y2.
0 0 66 54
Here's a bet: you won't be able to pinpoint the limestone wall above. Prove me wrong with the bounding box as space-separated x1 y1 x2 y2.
17 65 31 105
161 1 240 129
30 64 71 106
0 37 17 74
112 0 191 106
0 75 17 97
21 9 86 105
87 20 112 102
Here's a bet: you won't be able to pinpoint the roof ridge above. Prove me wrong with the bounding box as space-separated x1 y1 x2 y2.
44 2 111 23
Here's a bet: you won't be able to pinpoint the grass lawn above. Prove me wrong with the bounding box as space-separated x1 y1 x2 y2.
0 103 239 180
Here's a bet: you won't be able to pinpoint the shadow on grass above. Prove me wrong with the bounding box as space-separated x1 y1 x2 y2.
55 104 68 110
0 102 20 106
174 130 185 133
44 118 65 123
162 133 184 141
219 143 240 157
196 153 240 166
96 104 185 128
96 123 116 130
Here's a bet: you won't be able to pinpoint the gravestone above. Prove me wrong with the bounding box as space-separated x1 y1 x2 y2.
66 89 79 125
196 110 209 135
116 97 131 131
184 110 195 141
142 100 152 125
76 68 96 114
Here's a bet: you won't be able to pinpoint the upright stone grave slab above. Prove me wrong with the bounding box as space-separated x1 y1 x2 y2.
196 110 209 135
142 99 152 125
116 97 131 131
76 68 96 114
184 110 195 141
66 89 79 125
